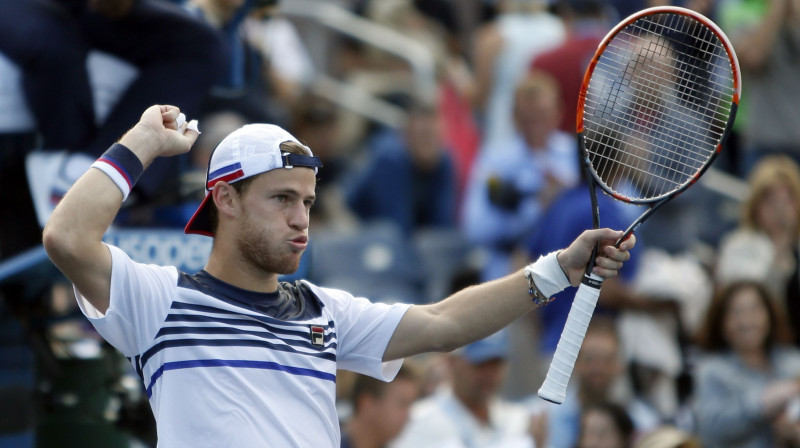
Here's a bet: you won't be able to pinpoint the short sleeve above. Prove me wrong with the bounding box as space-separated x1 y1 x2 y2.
306 283 411 381
75 244 178 357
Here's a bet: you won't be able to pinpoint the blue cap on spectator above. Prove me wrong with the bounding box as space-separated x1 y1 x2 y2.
458 329 510 364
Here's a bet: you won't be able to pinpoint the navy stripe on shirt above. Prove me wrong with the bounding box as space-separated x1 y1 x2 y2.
140 336 337 370
145 359 337 397
155 325 338 349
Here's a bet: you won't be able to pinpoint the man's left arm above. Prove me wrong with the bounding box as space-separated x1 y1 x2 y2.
383 228 635 361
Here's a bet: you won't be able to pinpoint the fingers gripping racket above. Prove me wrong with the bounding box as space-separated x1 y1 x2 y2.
537 6 741 404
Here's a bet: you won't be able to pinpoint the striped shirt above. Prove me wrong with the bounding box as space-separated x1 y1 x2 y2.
76 244 410 447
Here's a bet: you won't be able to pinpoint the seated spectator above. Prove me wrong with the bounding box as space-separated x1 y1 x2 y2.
391 330 539 448
530 0 614 133
341 364 421 448
185 0 288 124
716 155 800 345
462 71 578 281
0 0 226 224
346 102 457 235
526 317 660 448
472 0 565 148
291 96 357 231
576 401 635 448
718 0 800 177
693 280 800 447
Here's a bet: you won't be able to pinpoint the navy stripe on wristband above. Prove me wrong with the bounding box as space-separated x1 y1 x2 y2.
91 143 144 200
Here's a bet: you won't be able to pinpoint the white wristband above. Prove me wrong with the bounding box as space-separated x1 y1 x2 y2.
92 160 132 201
524 251 571 298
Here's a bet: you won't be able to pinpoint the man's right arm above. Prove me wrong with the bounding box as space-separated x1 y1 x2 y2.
43 105 198 314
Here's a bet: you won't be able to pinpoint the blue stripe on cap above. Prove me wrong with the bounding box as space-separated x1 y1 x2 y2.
208 162 243 180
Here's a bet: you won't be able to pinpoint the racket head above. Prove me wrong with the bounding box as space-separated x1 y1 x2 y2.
577 6 741 205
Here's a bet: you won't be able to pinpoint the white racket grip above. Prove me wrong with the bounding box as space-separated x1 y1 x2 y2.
538 274 603 404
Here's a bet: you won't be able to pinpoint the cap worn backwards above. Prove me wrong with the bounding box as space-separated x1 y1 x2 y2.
184 124 323 237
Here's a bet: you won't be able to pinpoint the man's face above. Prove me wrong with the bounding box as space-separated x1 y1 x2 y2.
451 357 507 407
513 89 561 149
365 378 420 443
575 332 621 399
578 408 627 448
230 168 316 276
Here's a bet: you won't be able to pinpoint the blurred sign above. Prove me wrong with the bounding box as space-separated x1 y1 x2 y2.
103 229 212 273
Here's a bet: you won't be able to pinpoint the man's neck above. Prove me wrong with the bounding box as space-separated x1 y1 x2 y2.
204 249 279 293
455 392 491 424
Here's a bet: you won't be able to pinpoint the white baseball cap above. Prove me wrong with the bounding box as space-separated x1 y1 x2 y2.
184 123 322 237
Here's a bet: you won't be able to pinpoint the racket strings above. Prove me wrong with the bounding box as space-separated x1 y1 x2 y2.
583 12 735 201
592 51 734 118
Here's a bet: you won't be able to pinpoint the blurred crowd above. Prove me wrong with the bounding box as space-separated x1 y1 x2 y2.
1 0 799 447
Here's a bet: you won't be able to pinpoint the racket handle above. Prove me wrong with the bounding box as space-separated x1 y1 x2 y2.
538 274 603 404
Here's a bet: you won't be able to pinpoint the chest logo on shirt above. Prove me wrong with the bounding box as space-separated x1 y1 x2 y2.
310 325 325 347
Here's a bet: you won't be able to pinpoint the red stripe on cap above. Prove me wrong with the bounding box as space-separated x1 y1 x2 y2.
207 169 244 189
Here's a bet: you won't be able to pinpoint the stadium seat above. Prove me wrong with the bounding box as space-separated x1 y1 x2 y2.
307 222 424 303
412 228 476 303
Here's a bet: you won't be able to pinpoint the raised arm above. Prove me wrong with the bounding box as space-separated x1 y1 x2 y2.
42 105 198 314
384 228 635 361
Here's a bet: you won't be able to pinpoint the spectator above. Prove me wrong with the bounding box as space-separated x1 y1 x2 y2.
718 0 800 176
341 364 421 448
715 155 800 345
346 102 457 235
576 401 635 448
693 280 800 447
530 0 614 133
472 0 565 148
526 317 659 448
291 96 357 231
185 0 287 124
0 0 226 223
390 330 539 448
462 71 578 281
244 8 315 107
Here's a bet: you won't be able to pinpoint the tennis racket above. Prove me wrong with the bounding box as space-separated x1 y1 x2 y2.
537 6 741 404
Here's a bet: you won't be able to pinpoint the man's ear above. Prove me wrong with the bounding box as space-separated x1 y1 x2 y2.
212 182 238 219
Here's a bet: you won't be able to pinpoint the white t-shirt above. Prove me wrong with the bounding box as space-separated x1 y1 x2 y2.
390 388 534 448
75 244 410 447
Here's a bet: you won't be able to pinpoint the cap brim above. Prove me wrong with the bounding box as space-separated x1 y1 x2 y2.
184 194 215 237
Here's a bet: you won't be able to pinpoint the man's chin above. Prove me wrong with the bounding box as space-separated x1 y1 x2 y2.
275 258 302 276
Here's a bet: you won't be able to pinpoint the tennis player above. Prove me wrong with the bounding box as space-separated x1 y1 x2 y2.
42 105 635 447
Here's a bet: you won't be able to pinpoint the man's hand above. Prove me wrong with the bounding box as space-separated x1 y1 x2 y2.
120 105 199 167
557 229 635 286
